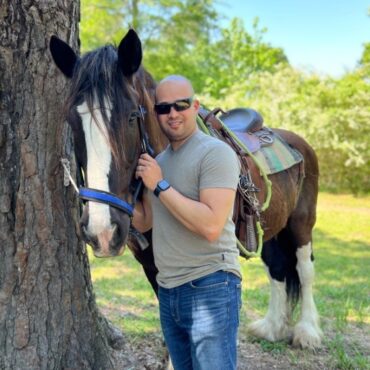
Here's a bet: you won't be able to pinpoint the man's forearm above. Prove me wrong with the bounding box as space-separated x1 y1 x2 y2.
157 187 229 242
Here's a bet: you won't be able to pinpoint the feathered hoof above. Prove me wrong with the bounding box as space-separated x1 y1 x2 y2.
247 318 292 342
292 321 323 349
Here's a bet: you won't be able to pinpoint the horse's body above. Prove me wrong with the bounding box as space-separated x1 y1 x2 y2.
50 29 322 350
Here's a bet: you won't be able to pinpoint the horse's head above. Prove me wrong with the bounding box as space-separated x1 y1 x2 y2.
50 29 160 257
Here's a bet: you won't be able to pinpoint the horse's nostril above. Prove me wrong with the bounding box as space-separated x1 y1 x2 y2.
111 223 123 246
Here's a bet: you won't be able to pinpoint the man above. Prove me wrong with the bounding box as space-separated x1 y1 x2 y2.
133 75 241 370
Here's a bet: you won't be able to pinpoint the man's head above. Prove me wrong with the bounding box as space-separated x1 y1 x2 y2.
155 75 200 149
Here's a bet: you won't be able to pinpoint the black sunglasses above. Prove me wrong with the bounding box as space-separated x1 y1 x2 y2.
154 97 193 115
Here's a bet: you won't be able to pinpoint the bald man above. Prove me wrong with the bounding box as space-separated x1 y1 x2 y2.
133 75 242 370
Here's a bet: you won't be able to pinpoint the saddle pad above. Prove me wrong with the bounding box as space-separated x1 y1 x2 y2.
253 132 303 175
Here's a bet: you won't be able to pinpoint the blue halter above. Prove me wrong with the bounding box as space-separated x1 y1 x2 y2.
79 187 134 216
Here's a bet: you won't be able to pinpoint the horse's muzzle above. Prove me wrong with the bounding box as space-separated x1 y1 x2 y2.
80 219 129 257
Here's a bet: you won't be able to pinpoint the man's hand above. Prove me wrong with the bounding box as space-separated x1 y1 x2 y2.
135 153 163 191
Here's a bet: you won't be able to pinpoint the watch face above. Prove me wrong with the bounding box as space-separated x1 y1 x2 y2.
158 180 170 190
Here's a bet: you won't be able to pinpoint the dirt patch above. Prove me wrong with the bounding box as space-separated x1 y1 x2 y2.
109 318 370 369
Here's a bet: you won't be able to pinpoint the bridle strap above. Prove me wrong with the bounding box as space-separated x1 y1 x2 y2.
130 105 154 207
137 105 155 157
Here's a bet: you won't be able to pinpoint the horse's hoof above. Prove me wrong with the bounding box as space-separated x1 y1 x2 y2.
292 321 323 349
248 318 292 342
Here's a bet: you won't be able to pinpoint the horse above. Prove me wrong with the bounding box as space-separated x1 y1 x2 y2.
49 29 322 350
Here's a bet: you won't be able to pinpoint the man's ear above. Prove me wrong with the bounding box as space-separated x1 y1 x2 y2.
49 35 78 78
117 29 142 77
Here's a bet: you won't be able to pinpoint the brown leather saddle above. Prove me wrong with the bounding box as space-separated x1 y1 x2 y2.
199 107 273 153
219 107 263 132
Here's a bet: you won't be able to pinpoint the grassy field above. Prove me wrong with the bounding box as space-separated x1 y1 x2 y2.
89 193 370 369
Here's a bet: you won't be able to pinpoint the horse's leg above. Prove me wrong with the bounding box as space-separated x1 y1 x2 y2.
247 238 295 342
128 231 159 297
275 128 321 348
287 171 322 349
293 241 322 348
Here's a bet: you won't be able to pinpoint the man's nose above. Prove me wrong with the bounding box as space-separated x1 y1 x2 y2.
168 106 178 117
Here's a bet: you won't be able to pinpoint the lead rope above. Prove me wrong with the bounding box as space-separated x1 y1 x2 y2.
61 158 79 193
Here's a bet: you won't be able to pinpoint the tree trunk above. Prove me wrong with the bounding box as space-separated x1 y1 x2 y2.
0 2 119 369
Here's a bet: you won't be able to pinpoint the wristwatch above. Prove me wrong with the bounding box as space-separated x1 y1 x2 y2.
154 179 171 197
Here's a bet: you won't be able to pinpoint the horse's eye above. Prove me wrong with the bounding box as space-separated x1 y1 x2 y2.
129 111 140 126
129 116 137 126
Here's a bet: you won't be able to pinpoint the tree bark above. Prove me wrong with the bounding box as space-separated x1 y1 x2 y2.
0 2 117 369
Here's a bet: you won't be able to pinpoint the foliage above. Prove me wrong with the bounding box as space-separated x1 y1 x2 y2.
198 17 288 99
80 1 369 194
142 0 220 93
80 0 127 50
200 62 370 194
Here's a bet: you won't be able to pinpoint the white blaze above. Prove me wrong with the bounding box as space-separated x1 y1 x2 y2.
78 102 112 235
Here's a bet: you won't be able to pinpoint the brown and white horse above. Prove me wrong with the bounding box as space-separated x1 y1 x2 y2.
50 29 322 349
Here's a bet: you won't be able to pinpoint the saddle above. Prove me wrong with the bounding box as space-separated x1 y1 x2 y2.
200 108 274 154
219 107 263 133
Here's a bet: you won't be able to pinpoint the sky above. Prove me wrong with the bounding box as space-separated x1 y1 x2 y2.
217 0 370 77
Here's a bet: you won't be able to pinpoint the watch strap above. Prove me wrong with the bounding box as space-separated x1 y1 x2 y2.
154 180 170 197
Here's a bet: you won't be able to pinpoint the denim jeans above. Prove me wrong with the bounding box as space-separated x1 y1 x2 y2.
158 271 242 370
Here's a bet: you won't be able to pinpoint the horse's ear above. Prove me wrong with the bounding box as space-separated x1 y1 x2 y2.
117 29 142 77
49 35 78 79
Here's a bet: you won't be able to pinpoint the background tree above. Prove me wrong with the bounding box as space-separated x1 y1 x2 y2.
0 2 123 368
81 0 220 91
198 17 287 99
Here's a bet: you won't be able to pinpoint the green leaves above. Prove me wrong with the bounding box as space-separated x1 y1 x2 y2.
80 1 369 194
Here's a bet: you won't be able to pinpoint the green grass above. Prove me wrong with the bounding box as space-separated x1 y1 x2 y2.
89 192 370 368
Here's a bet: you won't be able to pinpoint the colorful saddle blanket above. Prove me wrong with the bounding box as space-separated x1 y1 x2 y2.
252 129 303 175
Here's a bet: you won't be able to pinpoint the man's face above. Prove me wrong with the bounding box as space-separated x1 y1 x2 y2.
155 80 199 148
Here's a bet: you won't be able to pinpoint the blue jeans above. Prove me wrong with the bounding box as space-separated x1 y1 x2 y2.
158 271 242 370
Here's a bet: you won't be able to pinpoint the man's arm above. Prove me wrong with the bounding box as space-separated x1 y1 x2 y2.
158 186 236 242
135 153 236 242
132 190 153 233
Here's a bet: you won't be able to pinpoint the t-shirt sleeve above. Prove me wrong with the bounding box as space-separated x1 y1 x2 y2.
199 141 240 190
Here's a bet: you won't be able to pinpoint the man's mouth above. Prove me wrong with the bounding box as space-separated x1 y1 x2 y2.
168 121 181 128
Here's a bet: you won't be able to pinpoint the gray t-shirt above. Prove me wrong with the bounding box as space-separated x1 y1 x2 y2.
152 129 241 288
